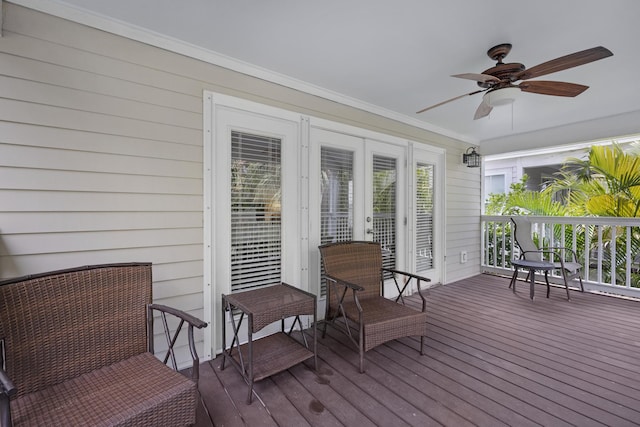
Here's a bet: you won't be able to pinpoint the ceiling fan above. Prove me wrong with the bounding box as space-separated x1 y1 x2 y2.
416 43 613 119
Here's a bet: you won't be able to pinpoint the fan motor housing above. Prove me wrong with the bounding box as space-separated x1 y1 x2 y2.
478 62 526 87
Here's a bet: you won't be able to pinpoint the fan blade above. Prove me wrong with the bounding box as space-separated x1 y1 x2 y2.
516 46 612 81
416 90 484 114
519 81 589 97
452 73 500 83
473 100 492 120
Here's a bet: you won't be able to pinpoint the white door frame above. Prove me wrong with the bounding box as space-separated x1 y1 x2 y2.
203 92 302 358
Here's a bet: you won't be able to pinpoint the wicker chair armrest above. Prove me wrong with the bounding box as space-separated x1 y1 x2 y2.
382 267 432 309
147 304 207 384
325 275 363 316
383 267 431 292
324 274 365 292
382 268 431 285
149 304 207 329
0 368 16 398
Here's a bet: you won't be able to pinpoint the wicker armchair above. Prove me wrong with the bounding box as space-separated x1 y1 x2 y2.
318 241 431 373
0 263 207 427
512 217 585 299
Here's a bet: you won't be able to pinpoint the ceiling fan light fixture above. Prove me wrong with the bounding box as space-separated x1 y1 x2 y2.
483 87 520 107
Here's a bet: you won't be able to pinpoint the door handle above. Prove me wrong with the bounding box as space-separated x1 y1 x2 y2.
366 228 375 235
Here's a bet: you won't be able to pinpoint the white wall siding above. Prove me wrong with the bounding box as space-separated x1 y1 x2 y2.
443 151 483 282
0 3 481 363
0 3 205 365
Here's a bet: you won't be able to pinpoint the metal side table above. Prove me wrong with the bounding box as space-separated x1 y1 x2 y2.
509 259 555 300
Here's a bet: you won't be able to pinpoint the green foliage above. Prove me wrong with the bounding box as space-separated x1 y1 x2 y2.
485 143 640 288
485 174 567 216
561 144 640 218
487 143 640 218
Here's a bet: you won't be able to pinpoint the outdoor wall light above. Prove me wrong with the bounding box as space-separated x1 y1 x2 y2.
463 147 481 168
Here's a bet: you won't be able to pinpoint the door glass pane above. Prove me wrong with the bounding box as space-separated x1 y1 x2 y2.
321 147 354 244
320 147 354 295
416 163 434 271
373 155 396 271
230 131 281 292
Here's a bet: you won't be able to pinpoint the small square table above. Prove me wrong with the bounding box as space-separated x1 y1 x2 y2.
509 259 555 300
221 283 317 403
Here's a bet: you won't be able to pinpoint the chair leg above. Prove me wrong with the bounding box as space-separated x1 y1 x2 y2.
1 393 12 427
359 320 365 373
578 275 585 292
562 271 571 300
420 335 425 356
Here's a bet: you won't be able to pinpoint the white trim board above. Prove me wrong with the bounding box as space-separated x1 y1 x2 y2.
9 0 475 145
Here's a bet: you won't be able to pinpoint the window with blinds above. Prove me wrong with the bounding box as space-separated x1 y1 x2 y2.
230 131 282 292
373 155 397 272
320 147 354 295
416 162 434 271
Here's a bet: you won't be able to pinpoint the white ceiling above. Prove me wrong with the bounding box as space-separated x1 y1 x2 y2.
31 0 640 154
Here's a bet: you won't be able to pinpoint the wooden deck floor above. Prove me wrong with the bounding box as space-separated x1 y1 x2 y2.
194 274 640 426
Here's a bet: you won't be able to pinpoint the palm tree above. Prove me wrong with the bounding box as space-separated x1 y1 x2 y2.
560 144 640 217
486 144 640 287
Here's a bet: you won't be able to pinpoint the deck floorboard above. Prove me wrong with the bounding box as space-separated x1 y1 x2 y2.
195 274 640 426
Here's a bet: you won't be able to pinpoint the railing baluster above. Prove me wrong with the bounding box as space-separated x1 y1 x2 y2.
480 215 640 298
626 226 632 289
611 226 617 287
597 225 603 284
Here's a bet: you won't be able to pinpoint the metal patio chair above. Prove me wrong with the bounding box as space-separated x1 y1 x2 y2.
318 241 431 373
511 216 584 299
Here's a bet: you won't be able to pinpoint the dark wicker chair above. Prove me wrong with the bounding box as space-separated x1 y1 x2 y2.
511 216 585 299
0 263 207 427
318 241 431 373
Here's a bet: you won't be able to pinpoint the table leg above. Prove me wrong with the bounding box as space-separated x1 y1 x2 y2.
545 271 551 298
221 296 227 370
247 313 253 404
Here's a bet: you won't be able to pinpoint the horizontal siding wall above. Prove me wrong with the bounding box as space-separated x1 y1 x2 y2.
444 150 483 282
0 3 482 362
0 3 205 363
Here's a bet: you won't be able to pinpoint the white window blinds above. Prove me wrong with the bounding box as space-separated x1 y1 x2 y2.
320 147 354 245
230 131 282 292
320 147 354 296
372 155 396 272
416 162 434 271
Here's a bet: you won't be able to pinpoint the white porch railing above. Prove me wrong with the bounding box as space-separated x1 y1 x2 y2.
481 215 640 298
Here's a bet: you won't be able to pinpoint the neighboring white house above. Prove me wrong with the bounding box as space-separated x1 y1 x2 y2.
483 138 640 203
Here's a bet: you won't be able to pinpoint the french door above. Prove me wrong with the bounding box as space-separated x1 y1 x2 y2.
309 128 410 305
207 98 300 354
365 139 407 279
